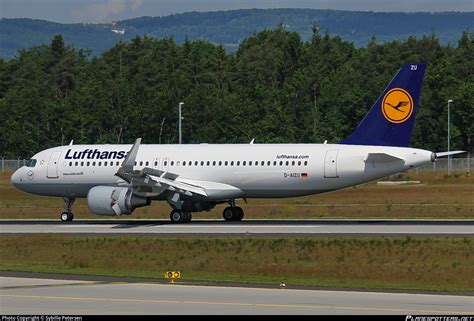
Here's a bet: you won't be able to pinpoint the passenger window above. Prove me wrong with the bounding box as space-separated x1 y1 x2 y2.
154 161 158 166
171 161 174 166
146 161 149 166
285 161 289 166
87 161 90 166
93 162 96 166
134 161 137 166
218 161 222 166
195 161 198 166
201 161 204 166
164 161 168 166
261 161 264 166
292 161 295 166
69 162 72 166
104 162 107 166
183 161 186 166
207 161 210 166
81 162 84 166
243 161 246 166
279 161 283 166
298 161 301 166
255 161 258 166
213 161 216 166
116 161 119 166
304 161 308 166
249 161 252 166
237 161 240 166
140 161 143 166
273 161 277 166
224 161 228 166
230 161 234 166
267 161 270 166
98 162 101 166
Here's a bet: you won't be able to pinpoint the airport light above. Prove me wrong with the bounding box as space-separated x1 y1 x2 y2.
179 102 184 144
447 99 453 175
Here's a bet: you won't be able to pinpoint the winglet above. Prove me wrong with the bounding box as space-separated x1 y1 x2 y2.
122 138 141 171
115 138 141 182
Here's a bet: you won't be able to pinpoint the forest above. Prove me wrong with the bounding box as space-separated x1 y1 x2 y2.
0 27 472 158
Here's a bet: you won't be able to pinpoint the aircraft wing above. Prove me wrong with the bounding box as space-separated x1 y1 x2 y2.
114 138 242 200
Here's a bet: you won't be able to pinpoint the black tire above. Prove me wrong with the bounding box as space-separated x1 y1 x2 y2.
223 206 234 221
183 212 192 223
170 210 184 223
234 207 244 221
60 212 73 222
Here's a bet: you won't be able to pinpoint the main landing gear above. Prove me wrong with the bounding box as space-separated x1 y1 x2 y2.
60 197 75 222
170 209 193 223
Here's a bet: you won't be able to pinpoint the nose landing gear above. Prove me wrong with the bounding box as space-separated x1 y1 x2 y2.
60 197 75 222
222 206 244 221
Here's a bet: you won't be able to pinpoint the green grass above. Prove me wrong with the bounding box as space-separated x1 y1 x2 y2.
1 235 472 292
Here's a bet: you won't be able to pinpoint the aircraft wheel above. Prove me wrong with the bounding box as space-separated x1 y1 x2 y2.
183 211 192 223
170 210 185 223
234 207 244 221
223 206 234 221
186 212 193 223
60 211 73 222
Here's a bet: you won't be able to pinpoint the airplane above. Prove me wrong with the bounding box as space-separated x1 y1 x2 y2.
10 63 464 223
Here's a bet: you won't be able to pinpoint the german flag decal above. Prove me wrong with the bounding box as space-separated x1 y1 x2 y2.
301 173 308 178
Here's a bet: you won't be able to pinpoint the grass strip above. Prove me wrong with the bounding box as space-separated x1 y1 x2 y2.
0 235 472 292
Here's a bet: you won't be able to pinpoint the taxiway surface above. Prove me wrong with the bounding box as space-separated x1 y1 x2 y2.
1 276 472 315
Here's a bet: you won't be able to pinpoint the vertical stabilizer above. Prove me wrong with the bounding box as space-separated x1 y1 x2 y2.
340 63 426 147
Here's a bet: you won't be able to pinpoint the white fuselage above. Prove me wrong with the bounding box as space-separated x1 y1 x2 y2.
11 143 433 199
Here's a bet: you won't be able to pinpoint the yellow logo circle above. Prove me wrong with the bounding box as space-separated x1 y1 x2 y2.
381 88 414 124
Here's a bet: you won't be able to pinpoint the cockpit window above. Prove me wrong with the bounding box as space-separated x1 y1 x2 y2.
25 159 37 167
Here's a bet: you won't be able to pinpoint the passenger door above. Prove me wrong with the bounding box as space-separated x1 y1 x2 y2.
47 151 62 178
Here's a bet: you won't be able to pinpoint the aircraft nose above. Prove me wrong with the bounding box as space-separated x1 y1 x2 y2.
11 167 24 189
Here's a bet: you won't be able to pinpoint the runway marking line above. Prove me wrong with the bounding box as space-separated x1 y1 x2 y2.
132 282 474 299
1 294 472 314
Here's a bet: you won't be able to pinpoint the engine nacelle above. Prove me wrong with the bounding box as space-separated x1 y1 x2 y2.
87 186 150 216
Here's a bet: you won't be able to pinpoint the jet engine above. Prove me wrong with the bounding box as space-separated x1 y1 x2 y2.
87 186 150 216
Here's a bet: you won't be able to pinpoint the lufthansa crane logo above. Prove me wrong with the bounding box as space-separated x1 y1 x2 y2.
382 88 414 124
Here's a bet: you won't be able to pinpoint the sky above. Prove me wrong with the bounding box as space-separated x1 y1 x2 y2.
1 0 473 23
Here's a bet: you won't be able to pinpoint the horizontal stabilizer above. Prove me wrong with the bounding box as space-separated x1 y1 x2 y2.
365 153 405 164
435 151 466 158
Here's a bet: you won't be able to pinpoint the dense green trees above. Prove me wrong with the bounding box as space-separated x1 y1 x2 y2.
0 29 472 158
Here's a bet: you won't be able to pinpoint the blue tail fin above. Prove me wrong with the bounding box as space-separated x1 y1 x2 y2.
340 63 426 147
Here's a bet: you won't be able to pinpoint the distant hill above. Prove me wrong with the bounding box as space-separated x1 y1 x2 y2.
1 9 473 59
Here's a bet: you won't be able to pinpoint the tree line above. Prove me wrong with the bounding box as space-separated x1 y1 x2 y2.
0 27 472 158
